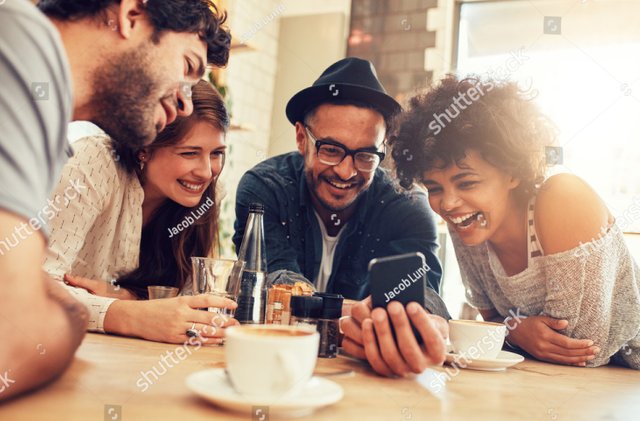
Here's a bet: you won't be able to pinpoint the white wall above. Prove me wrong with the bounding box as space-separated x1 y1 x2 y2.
220 0 350 256
280 0 351 18
217 0 285 256
268 11 350 158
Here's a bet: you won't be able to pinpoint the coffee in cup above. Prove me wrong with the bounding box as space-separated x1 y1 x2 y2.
448 320 506 360
225 324 319 400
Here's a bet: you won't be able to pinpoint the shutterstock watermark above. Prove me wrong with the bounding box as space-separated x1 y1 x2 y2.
0 370 15 395
252 406 269 421
31 82 49 101
104 404 121 421
430 308 526 392
427 46 530 136
0 178 86 256
239 3 286 44
574 225 615 259
484 46 530 81
135 313 228 392
428 80 495 136
615 195 640 232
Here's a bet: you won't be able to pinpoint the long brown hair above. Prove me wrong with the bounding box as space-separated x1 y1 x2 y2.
114 80 229 298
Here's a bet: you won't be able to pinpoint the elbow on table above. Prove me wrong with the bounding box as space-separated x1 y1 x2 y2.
586 347 640 370
43 298 89 366
0 298 88 401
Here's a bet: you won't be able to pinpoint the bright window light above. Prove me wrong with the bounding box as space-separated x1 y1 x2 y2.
456 0 640 232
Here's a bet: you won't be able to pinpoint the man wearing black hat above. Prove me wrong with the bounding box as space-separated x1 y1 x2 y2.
234 58 450 376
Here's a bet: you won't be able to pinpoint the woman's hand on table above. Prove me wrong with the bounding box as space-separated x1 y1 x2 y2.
104 294 238 344
341 296 448 377
64 273 137 300
507 315 599 366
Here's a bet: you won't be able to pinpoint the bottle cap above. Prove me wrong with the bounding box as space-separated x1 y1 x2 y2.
290 295 323 319
314 292 344 319
249 203 265 213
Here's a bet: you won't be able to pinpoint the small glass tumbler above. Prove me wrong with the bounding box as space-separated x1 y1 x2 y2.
147 286 179 300
191 257 244 317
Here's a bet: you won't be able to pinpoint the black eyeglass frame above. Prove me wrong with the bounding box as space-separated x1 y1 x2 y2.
304 125 386 172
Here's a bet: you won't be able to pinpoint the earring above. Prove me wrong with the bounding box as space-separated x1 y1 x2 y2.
139 161 145 171
139 154 146 171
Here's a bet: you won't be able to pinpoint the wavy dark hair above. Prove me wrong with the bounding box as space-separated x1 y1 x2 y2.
115 80 229 298
390 75 555 202
37 0 231 67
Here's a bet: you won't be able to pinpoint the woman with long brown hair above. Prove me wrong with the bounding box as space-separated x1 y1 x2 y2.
44 80 236 344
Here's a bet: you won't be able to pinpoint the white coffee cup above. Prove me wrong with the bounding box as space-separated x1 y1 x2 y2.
225 324 319 400
448 320 506 360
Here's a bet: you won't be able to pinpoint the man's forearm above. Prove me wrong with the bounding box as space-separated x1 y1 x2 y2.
0 279 88 401
45 276 89 336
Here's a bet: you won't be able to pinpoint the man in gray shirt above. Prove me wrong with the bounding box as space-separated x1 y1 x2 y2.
0 0 230 401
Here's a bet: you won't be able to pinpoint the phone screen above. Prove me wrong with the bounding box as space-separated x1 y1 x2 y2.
369 252 430 343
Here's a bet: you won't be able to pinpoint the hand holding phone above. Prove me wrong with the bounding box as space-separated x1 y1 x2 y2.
369 252 430 344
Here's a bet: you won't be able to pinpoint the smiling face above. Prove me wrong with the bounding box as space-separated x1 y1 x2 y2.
422 149 520 245
296 103 386 213
142 121 226 209
91 32 206 148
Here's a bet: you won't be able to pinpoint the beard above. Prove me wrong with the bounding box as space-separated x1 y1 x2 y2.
303 165 364 212
89 45 164 149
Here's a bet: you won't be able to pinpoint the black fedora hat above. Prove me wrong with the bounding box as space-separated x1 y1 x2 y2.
285 57 401 125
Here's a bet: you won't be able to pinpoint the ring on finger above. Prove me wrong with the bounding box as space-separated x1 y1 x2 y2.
186 322 199 338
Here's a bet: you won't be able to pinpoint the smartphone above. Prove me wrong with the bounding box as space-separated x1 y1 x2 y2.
369 252 430 344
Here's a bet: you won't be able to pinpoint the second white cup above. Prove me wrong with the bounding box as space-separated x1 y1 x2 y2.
448 320 506 360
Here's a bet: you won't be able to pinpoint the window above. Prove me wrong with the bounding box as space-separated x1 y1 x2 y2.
455 0 640 231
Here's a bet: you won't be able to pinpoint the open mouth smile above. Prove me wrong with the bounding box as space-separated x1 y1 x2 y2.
178 180 206 194
324 178 358 191
448 211 487 230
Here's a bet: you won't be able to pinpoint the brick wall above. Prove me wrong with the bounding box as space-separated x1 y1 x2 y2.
347 0 439 99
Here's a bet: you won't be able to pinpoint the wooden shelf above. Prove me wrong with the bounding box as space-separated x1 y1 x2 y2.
230 40 257 53
229 123 253 132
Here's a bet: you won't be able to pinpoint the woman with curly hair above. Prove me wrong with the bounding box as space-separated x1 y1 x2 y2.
390 75 639 369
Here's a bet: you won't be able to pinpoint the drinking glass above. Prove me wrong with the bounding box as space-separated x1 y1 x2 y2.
147 286 179 300
191 257 244 317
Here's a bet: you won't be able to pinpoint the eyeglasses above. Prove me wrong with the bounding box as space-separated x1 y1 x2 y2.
304 125 385 173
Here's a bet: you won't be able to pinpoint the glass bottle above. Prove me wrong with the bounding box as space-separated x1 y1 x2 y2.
234 203 268 324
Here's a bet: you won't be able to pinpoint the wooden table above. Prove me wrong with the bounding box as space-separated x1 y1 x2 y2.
1 333 638 420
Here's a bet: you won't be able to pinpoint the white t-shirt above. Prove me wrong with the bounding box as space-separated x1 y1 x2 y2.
313 211 347 292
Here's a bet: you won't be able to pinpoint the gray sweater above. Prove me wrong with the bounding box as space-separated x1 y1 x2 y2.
451 223 640 369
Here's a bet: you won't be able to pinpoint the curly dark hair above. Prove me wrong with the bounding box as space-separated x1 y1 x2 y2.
37 0 230 67
390 75 555 201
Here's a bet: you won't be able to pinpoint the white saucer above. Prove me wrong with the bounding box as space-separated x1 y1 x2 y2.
186 368 344 417
445 350 524 371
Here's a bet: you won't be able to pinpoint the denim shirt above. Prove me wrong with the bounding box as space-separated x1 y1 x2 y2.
233 152 450 318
